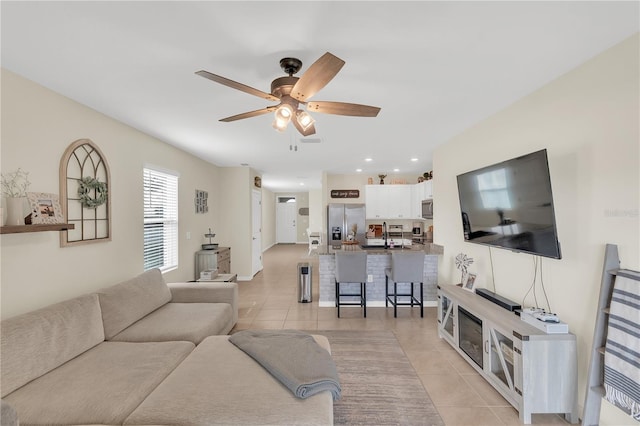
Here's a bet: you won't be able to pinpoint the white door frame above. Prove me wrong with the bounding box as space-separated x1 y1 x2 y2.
252 190 263 276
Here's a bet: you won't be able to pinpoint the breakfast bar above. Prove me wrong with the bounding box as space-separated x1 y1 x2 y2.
318 243 443 308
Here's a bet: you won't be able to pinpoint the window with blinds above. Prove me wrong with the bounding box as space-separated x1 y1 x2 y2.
143 167 179 272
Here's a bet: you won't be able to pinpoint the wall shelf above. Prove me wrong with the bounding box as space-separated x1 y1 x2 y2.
0 223 75 234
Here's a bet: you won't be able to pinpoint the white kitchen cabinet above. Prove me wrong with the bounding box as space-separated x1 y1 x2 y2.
410 181 434 219
365 185 388 219
413 180 433 200
437 284 578 424
388 185 412 218
423 180 433 198
365 185 411 219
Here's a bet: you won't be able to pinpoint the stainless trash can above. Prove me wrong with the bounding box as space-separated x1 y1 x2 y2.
297 262 312 303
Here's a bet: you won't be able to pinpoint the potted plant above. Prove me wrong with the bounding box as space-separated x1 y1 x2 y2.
1 168 31 226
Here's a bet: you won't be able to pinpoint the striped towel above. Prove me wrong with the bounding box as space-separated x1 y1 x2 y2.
604 271 640 421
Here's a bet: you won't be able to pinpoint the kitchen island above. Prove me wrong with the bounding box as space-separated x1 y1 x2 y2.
318 243 444 308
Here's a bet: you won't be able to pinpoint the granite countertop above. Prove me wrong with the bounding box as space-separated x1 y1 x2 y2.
319 243 444 255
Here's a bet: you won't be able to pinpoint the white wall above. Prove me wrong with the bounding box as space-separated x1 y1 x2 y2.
261 187 276 250
308 188 323 235
1 69 222 319
216 167 253 280
433 34 639 425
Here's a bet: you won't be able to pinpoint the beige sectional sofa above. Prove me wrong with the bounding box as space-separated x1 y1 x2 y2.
0 269 333 425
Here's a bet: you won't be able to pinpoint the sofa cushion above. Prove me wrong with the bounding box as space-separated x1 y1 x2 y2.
3 340 194 425
125 335 333 425
111 302 234 343
0 294 104 397
97 268 172 339
169 281 239 326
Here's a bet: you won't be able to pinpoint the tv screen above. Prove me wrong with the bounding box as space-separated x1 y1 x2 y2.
456 149 561 259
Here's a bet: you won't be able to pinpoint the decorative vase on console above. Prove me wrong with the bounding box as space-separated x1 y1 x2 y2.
378 174 387 185
1 168 31 226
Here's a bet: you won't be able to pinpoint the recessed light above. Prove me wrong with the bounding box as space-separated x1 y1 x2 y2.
393 168 400 172
356 168 363 172
410 158 418 162
364 158 373 162
299 182 305 186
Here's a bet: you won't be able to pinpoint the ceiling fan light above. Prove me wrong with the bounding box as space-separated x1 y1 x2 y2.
296 110 315 130
275 104 294 121
272 118 288 132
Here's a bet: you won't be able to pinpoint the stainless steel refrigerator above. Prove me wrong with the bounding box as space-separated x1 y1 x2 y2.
327 203 366 251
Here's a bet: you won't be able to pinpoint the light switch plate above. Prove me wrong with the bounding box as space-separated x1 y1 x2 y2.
368 274 373 282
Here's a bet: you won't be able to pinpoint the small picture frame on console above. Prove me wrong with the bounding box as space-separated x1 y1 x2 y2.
462 273 477 292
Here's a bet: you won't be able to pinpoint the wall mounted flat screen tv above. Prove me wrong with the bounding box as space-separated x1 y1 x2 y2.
456 149 561 259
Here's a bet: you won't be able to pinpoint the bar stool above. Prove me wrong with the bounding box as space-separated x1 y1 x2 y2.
334 251 368 318
385 251 425 317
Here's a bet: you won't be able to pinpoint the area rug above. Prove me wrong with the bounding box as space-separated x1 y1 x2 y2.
311 330 445 426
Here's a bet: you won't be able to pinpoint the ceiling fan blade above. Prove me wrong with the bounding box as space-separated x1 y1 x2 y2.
196 70 279 102
307 101 381 117
292 116 316 136
219 106 277 122
290 52 345 102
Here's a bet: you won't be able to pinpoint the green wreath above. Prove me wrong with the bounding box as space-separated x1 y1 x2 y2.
78 176 107 208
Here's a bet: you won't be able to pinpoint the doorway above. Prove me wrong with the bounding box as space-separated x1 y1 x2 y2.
252 190 263 276
276 197 297 243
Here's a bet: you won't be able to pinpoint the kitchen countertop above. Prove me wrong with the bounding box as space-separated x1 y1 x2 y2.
319 243 444 256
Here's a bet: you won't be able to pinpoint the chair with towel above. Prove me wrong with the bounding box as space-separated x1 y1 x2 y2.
334 251 368 318
307 228 322 255
385 251 425 317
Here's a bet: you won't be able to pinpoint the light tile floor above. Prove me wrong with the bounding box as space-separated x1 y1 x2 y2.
232 244 571 426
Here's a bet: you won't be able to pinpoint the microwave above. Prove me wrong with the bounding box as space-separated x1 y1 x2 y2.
421 199 433 219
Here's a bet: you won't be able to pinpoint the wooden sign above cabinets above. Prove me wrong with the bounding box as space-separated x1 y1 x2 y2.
330 189 360 198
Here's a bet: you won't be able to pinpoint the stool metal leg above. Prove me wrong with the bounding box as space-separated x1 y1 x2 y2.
336 280 340 318
362 282 366 318
385 275 389 307
394 281 398 317
420 282 424 318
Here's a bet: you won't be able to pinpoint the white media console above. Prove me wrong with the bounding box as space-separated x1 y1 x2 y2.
437 284 578 424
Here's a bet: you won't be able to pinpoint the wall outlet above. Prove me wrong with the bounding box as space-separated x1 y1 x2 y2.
368 274 373 282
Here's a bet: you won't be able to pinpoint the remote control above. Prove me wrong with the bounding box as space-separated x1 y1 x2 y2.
522 307 544 315
533 312 560 323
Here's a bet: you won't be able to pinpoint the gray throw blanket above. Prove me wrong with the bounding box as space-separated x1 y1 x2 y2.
229 330 341 400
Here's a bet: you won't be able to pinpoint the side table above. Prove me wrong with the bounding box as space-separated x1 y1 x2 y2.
197 273 237 283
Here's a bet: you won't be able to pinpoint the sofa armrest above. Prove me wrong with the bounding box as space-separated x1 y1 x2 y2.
168 282 238 325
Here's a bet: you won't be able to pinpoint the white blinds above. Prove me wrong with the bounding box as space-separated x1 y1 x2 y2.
143 167 178 272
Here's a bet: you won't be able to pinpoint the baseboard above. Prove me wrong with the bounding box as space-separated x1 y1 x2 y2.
318 301 437 308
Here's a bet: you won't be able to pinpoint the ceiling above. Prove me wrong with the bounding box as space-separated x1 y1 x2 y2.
2 2 638 191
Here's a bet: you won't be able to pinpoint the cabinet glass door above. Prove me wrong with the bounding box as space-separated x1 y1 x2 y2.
488 328 515 391
438 293 455 342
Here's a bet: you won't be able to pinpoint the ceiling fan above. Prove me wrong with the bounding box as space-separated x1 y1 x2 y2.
195 52 381 136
